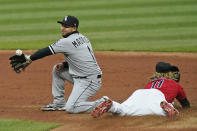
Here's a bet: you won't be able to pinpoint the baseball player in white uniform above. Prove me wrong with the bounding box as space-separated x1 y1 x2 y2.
10 15 105 113
91 62 190 118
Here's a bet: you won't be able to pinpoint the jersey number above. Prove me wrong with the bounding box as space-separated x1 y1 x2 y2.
151 80 164 88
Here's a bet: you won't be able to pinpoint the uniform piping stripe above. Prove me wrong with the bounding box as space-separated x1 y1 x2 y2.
73 81 93 112
49 45 55 54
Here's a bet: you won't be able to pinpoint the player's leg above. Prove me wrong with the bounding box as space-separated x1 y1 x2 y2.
42 64 73 111
91 92 142 118
92 89 151 117
92 89 169 117
52 65 73 104
65 78 103 113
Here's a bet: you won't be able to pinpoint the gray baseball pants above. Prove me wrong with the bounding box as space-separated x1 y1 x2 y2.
51 65 103 113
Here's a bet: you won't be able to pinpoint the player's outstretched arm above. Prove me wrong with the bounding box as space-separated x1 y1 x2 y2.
30 47 53 61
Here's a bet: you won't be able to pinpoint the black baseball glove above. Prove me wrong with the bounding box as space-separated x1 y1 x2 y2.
9 54 32 73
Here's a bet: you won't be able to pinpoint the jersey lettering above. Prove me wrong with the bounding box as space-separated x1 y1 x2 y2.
151 80 164 89
72 37 90 48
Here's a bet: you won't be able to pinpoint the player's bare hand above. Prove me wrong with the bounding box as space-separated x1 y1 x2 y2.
56 63 64 72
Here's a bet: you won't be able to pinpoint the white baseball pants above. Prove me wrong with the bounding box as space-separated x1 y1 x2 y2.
108 89 168 116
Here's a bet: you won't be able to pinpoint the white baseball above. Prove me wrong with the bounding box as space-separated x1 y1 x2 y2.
16 49 23 56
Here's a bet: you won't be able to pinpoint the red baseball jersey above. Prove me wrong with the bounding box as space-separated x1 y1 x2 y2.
144 78 187 103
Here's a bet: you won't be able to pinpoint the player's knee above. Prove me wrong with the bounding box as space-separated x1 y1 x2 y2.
65 104 75 113
65 103 83 113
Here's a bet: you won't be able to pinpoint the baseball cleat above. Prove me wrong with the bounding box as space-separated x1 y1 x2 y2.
160 101 179 117
91 98 112 118
41 103 66 111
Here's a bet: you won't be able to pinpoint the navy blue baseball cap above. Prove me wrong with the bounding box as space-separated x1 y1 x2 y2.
57 15 79 28
156 62 172 73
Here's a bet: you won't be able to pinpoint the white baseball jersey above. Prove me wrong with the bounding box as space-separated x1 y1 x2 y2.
49 32 102 77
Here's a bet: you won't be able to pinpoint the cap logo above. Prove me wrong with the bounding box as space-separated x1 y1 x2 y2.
64 16 68 21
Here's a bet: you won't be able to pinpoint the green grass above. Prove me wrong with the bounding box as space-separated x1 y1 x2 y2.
0 0 196 130
0 0 197 52
0 118 61 131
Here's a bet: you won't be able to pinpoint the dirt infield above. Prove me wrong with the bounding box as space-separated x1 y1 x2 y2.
0 51 197 131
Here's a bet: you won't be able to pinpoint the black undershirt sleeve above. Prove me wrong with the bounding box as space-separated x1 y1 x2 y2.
30 47 53 61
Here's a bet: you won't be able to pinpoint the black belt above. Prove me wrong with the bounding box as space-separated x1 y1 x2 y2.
74 75 101 79
97 75 102 78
